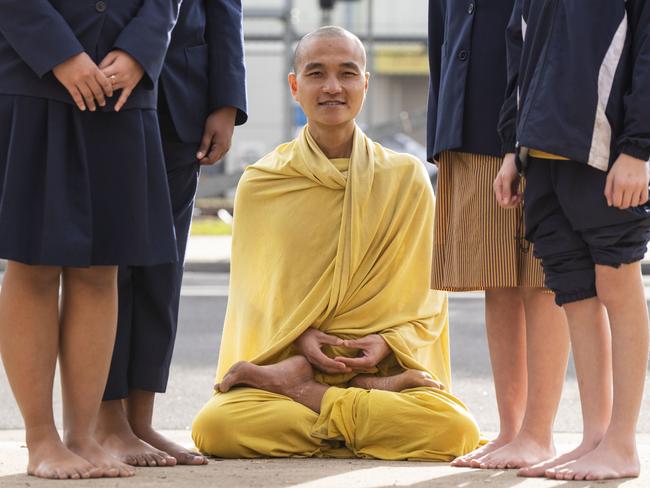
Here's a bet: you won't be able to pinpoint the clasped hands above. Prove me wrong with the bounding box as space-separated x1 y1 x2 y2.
52 50 144 112
494 152 649 210
294 328 391 374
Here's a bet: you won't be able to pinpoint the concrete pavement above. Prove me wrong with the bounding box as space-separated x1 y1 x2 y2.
2 430 650 487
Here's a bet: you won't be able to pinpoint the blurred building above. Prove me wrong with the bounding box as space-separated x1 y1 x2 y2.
201 0 430 196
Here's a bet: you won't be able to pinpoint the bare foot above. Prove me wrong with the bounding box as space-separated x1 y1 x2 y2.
518 439 599 477
545 439 640 481
27 438 102 480
216 356 314 395
350 369 443 392
133 427 208 466
65 436 135 477
451 437 511 467
97 425 177 467
476 434 555 470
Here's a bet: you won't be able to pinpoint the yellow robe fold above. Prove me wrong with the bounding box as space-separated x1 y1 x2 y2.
192 125 480 460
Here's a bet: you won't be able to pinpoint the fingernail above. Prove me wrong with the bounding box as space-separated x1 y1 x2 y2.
197 152 204 159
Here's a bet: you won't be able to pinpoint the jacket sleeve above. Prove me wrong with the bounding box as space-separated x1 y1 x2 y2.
206 0 248 125
426 0 445 163
112 0 182 89
618 0 650 161
0 0 84 77
497 0 523 155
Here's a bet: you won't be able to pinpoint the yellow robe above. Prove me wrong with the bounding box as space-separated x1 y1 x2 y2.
192 125 481 460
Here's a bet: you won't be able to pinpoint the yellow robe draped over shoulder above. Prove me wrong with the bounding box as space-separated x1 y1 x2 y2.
192 126 481 460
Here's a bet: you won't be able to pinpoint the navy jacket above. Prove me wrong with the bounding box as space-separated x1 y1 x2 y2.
160 0 248 143
427 0 515 162
499 0 650 171
0 0 181 110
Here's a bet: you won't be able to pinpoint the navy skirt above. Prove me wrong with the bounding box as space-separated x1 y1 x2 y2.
0 94 178 266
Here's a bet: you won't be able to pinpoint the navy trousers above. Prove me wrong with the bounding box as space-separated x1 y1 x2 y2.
524 157 650 306
103 109 200 400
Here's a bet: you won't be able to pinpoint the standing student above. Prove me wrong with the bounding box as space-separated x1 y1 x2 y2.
0 0 180 480
496 0 650 480
96 0 248 467
427 0 570 471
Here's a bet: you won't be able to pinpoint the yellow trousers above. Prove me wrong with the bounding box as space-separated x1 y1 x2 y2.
192 385 481 461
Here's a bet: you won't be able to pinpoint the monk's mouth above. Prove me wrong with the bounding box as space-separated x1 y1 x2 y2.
318 101 346 106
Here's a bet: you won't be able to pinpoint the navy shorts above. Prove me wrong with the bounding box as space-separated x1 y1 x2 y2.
524 157 650 306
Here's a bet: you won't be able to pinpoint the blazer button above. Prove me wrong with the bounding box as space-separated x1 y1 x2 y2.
457 49 468 61
95 1 107 12
467 2 475 14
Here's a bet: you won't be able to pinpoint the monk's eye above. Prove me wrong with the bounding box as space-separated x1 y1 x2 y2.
342 72 358 77
306 71 323 77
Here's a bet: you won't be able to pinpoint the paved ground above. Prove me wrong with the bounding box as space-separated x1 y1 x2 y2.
1 271 650 486
1 430 649 487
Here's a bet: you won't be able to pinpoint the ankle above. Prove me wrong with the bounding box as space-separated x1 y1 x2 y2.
129 422 155 438
63 432 94 447
25 424 61 447
516 426 554 447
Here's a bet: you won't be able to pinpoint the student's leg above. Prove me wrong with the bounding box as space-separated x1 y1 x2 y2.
96 267 176 467
478 287 569 470
551 262 646 480
516 158 613 477
126 162 204 464
521 297 610 477
59 266 135 477
453 288 528 467
0 262 101 480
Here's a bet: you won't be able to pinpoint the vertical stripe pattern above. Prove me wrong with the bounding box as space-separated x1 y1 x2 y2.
431 151 546 291
588 13 628 171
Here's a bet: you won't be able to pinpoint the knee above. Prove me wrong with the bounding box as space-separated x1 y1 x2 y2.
5 262 61 295
191 399 239 457
442 409 481 457
64 266 117 292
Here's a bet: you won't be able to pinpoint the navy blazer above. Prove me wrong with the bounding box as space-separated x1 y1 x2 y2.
427 0 515 161
0 0 181 110
160 0 248 143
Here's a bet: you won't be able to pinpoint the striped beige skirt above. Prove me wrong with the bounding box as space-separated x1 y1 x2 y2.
431 151 545 291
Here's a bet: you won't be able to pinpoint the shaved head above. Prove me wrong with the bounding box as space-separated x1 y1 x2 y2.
292 26 366 73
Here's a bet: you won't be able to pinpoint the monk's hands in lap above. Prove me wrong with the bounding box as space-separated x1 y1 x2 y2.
335 334 391 371
605 153 650 209
197 107 237 165
99 50 145 112
53 52 113 112
494 152 522 208
294 328 352 374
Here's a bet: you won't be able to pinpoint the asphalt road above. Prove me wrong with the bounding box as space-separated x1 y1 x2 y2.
1 272 649 435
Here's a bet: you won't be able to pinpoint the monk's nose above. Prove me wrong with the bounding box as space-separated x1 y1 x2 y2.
322 76 342 93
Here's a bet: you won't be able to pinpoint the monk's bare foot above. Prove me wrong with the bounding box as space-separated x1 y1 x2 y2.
545 438 640 481
97 424 177 467
27 436 102 480
518 439 600 477
133 426 208 465
216 355 314 396
217 356 329 412
66 436 135 477
451 437 511 467
477 434 555 470
350 369 443 392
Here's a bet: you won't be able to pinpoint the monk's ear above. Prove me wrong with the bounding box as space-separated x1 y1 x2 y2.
288 72 299 100
364 72 370 92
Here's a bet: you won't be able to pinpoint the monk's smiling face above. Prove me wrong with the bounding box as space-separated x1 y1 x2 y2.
289 34 369 132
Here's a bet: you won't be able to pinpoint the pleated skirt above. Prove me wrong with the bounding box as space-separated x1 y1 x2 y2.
431 151 545 291
0 94 177 266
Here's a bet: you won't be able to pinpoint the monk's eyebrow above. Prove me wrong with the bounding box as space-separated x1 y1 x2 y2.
340 62 361 72
303 62 324 71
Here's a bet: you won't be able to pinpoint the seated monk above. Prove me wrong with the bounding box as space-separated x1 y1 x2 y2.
192 26 481 461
